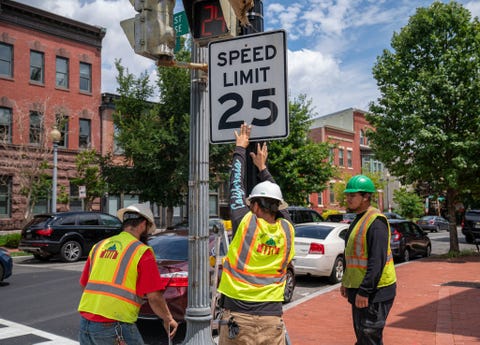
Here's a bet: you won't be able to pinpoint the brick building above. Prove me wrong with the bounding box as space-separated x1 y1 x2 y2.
0 0 106 230
308 108 386 212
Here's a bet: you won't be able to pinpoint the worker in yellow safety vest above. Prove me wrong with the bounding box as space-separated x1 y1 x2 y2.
340 175 396 345
78 203 178 345
217 123 295 345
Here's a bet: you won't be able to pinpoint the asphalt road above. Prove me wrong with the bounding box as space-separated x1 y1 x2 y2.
1 229 477 345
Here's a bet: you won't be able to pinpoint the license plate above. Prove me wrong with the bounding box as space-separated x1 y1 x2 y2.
475 222 480 229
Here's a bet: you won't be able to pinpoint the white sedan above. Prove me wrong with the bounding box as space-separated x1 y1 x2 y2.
293 222 349 284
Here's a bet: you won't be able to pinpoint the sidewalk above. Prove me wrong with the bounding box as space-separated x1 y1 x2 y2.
283 255 480 345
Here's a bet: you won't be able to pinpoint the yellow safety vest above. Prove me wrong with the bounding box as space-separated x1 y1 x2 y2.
218 212 295 302
78 231 151 322
342 207 396 289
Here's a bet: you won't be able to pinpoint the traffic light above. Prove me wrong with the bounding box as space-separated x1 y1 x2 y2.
121 0 176 61
182 0 244 46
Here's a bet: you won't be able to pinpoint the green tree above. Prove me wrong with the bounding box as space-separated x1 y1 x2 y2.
71 149 107 211
367 1 480 253
267 95 336 205
392 188 425 220
112 54 190 226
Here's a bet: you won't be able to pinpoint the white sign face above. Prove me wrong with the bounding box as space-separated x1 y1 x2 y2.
209 30 288 144
79 185 86 199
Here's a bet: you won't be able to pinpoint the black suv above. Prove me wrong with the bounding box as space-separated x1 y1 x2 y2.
19 211 122 262
461 210 480 244
286 206 324 224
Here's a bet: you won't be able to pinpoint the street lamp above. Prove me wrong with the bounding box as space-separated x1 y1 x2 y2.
50 126 61 213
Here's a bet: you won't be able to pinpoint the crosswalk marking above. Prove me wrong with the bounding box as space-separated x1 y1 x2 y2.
0 319 78 345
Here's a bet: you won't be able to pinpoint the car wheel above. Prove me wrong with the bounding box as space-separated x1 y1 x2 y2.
435 226 440 232
424 245 431 258
283 269 296 303
329 256 345 284
0 264 4 282
60 240 83 262
403 248 410 262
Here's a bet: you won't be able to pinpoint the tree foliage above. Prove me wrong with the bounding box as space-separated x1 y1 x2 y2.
71 149 108 211
392 187 425 220
267 95 336 205
367 1 480 252
111 54 190 211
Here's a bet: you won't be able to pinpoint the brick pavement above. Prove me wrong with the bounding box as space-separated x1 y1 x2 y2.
283 256 480 345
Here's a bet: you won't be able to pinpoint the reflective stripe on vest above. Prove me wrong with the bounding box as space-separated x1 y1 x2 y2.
347 208 393 268
84 236 144 306
222 213 293 286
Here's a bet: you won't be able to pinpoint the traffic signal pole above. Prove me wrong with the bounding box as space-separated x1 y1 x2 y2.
182 44 216 345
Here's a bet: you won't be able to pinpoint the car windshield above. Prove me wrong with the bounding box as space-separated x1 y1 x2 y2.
295 225 334 239
149 235 188 261
421 216 435 220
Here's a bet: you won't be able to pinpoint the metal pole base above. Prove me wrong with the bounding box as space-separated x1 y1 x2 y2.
181 308 215 345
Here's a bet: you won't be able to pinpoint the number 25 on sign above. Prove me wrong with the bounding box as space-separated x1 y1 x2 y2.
208 30 288 144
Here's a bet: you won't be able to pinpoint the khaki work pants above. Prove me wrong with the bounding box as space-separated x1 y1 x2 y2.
218 310 285 345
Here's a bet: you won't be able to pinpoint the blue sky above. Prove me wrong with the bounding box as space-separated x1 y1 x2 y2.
17 0 480 117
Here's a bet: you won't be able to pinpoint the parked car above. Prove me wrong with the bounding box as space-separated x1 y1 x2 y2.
389 219 431 262
461 209 480 244
19 211 122 262
293 222 349 284
340 213 357 224
383 212 405 220
166 218 228 232
0 247 13 282
287 206 324 224
139 229 296 322
417 216 449 232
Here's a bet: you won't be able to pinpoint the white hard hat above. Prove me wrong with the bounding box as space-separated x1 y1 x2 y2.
246 181 288 210
117 203 156 234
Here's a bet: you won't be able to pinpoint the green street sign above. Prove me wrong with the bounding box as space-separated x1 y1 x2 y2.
174 11 189 36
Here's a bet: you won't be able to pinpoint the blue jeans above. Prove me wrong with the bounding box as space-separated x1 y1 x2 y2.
79 316 145 345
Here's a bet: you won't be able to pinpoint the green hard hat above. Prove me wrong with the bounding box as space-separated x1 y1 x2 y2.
344 175 376 193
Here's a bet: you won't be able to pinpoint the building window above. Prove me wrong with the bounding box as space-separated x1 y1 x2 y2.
56 57 69 88
30 51 44 83
0 177 12 218
347 150 352 168
338 148 344 167
56 115 68 148
0 107 12 143
69 182 82 211
329 183 335 204
113 125 124 154
329 147 334 164
79 62 91 92
360 129 365 145
79 118 91 148
0 43 13 78
29 111 43 144
209 194 218 217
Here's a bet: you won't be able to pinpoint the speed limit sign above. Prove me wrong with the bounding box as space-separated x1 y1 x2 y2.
208 30 288 144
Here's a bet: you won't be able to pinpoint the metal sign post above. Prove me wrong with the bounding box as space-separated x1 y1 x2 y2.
182 43 216 345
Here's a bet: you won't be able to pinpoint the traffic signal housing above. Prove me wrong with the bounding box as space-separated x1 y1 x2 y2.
121 0 176 61
182 0 241 46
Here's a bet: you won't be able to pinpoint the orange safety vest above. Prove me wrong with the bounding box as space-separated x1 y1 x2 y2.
78 231 151 322
218 212 295 302
342 207 396 289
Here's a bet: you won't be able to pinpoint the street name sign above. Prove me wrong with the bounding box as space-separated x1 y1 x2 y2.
208 30 288 144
